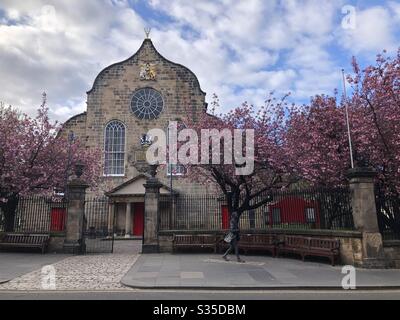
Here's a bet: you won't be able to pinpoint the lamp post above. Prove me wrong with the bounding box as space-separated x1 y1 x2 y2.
64 130 75 200
167 126 173 193
167 125 174 223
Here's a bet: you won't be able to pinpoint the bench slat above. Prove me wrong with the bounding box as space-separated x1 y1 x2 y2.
0 233 49 254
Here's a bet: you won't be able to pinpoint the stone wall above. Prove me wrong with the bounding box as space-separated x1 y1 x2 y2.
158 229 364 265
339 236 363 266
60 112 87 143
384 241 400 268
48 234 66 253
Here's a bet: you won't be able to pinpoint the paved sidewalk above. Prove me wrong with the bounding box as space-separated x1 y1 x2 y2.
0 253 70 284
121 254 400 289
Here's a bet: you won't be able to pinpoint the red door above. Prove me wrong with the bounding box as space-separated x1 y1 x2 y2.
133 203 144 236
50 208 66 232
221 205 230 230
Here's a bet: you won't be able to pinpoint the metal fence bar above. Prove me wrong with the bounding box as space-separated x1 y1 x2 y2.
375 187 400 240
158 187 354 232
9 195 67 234
83 196 114 254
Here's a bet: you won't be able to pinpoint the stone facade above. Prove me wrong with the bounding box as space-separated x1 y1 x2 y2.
48 235 66 253
384 241 400 268
62 38 214 196
62 112 87 143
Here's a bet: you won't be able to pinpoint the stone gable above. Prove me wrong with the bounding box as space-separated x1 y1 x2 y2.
63 39 217 195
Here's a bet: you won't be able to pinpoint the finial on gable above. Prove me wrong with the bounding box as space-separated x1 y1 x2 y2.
144 27 151 39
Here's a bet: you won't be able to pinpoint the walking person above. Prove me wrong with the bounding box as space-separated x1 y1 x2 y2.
222 211 245 263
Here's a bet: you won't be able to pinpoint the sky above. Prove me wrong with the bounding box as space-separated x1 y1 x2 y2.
0 0 399 122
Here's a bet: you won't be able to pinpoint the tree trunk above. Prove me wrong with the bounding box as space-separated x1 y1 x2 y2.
0 195 19 232
228 206 242 234
226 192 244 234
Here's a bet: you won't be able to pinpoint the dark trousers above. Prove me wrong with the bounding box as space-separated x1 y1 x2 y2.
223 238 240 258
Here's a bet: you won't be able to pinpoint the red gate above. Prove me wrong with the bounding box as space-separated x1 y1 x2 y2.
221 205 230 230
133 203 144 236
50 208 66 231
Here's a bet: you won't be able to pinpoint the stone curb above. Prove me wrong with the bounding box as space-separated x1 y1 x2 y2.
119 280 400 291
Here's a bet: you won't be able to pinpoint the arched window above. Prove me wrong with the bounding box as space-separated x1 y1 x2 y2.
104 120 125 176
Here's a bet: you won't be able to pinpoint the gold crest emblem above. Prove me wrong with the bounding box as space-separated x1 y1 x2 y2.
140 63 156 81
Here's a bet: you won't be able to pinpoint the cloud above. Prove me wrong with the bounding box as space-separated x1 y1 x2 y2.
0 0 398 122
337 5 399 54
147 0 345 110
389 1 400 21
0 0 145 120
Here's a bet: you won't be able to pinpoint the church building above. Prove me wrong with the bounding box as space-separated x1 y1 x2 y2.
62 36 217 237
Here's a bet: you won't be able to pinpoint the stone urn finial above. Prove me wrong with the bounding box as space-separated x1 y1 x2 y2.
149 163 159 178
75 162 85 179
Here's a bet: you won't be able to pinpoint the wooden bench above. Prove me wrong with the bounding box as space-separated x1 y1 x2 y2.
0 233 50 254
172 234 218 253
240 234 278 257
219 234 278 257
277 235 340 266
306 237 340 266
276 235 309 260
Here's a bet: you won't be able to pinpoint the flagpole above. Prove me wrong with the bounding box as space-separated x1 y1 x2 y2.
342 69 355 169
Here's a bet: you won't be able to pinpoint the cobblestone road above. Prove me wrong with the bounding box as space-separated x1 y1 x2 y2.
0 241 141 291
0 254 139 291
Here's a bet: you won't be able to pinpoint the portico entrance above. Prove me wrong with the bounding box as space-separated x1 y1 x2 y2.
105 174 173 239
112 200 145 238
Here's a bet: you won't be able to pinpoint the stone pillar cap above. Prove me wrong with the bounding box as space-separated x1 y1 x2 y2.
347 167 377 179
144 178 163 189
68 178 90 188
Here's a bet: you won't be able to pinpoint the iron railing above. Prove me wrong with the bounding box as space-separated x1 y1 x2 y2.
83 197 115 254
0 207 5 232
13 195 68 233
159 187 354 232
376 188 400 240
263 187 354 230
159 194 223 231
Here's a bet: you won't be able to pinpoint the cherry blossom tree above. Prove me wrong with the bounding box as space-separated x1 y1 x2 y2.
182 94 296 222
285 94 351 187
348 50 400 193
0 94 101 231
348 50 400 235
286 49 400 236
287 50 400 189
